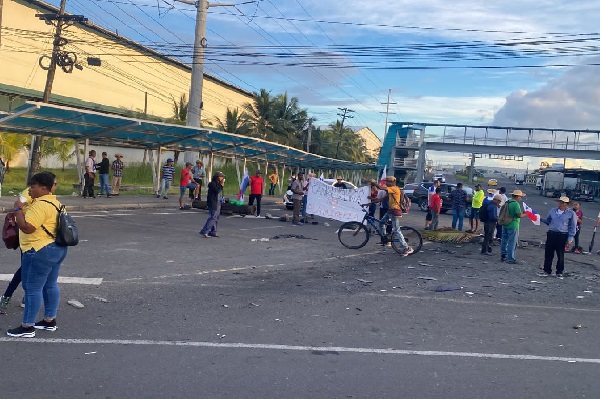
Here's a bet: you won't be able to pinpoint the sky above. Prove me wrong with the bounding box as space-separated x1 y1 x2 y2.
38 0 600 170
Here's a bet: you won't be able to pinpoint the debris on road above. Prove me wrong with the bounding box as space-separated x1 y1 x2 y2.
93 296 109 303
417 276 438 281
271 234 317 240
67 299 84 309
251 238 270 242
435 284 463 292
356 278 373 284
574 324 582 329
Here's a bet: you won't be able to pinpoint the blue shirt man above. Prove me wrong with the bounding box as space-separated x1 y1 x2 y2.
539 196 577 278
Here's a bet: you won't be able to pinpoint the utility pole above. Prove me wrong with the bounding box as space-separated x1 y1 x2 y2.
28 0 86 181
175 0 234 165
381 89 397 138
334 107 354 159
306 118 313 153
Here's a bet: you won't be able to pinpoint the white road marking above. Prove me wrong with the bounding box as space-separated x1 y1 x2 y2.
0 274 102 285
0 337 598 364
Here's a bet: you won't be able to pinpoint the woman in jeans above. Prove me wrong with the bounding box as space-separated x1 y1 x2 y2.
7 172 67 338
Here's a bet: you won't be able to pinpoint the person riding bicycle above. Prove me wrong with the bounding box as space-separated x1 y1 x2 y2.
363 176 414 256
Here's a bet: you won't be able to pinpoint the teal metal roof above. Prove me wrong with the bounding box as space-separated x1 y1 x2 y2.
0 102 378 171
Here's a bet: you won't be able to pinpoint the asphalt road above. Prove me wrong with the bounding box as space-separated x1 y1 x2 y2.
0 194 599 398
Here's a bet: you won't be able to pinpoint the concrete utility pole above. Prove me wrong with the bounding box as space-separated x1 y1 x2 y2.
175 0 234 165
381 89 397 138
334 107 354 159
28 0 86 181
306 118 313 152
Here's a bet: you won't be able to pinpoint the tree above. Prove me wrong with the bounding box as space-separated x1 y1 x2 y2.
0 132 29 172
42 138 76 171
216 108 250 136
242 88 276 140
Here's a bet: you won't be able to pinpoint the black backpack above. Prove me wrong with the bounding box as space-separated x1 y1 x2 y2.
479 201 489 222
41 200 79 247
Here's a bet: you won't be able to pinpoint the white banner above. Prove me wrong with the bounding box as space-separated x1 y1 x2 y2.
306 178 370 222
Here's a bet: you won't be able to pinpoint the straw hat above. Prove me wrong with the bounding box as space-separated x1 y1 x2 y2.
558 196 570 203
510 189 526 196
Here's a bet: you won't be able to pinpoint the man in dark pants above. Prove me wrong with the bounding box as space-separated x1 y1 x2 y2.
83 150 96 198
248 170 264 217
481 194 501 255
539 196 577 279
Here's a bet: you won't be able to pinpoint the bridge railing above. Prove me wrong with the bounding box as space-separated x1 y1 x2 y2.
426 135 600 151
393 157 418 168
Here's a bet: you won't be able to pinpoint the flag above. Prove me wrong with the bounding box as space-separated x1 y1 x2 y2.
237 169 249 201
319 173 324 181
522 202 540 225
379 165 387 186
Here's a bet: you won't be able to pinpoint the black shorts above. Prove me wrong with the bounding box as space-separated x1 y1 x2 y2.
193 178 203 185
426 209 433 221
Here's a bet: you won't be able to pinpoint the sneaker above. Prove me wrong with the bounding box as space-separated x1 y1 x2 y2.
537 272 551 277
20 297 25 308
163 196 168 199
156 194 160 198
574 249 581 254
7 325 35 338
500 256 506 262
564 245 570 251
34 319 57 331
555 273 564 279
505 260 517 264
0 295 10 310
401 247 414 257
484 252 493 256
386 242 392 247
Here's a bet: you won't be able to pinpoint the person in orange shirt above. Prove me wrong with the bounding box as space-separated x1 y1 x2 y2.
248 170 264 217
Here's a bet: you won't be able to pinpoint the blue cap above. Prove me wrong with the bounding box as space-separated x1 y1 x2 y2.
166 158 173 163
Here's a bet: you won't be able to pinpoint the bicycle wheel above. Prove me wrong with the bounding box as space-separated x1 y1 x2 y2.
390 226 423 255
338 221 369 249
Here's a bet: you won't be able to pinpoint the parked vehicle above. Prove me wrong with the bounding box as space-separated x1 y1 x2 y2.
514 173 525 185
541 171 564 197
487 178 498 186
402 183 420 197
410 182 473 216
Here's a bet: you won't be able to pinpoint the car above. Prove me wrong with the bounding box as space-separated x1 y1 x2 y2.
410 182 473 216
488 178 498 186
432 174 446 183
402 183 420 197
283 178 358 209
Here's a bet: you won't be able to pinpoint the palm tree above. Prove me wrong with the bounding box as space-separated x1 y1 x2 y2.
0 132 29 172
216 108 250 135
271 92 308 148
242 89 276 140
42 138 76 171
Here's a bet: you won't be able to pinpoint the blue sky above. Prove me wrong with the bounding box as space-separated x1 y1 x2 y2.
41 0 600 169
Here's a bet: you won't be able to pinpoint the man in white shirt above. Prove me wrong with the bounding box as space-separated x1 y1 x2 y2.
83 150 97 198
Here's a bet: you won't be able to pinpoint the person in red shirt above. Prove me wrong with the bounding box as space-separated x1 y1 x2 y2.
248 170 264 217
429 186 443 230
179 162 197 210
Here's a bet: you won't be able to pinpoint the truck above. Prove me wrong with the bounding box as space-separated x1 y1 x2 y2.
514 173 526 185
541 171 563 197
535 174 544 190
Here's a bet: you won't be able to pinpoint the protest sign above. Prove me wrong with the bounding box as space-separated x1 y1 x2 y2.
306 178 369 222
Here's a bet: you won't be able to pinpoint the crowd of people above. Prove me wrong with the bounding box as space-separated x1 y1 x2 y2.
419 178 597 278
82 150 124 198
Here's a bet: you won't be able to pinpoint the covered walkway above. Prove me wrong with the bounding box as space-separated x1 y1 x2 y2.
0 102 378 192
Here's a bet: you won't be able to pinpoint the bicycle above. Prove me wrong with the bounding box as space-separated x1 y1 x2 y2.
338 206 422 255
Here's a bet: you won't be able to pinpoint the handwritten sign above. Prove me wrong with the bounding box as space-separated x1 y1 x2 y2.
306 178 369 222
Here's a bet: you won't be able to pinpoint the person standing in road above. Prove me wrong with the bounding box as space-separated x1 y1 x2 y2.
365 176 414 256
467 184 484 233
424 179 441 230
192 160 205 200
500 189 527 264
248 170 264 217
539 196 577 278
179 162 197 210
290 171 305 226
495 187 508 241
97 151 112 198
200 172 225 238
6 172 67 337
83 150 96 198
568 202 583 253
157 158 175 199
111 154 124 196
268 169 278 196
449 182 467 231
481 194 501 255
429 186 442 231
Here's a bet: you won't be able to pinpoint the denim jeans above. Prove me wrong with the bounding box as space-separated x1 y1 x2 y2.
21 243 68 326
160 179 172 197
200 204 221 236
452 208 465 231
500 227 519 262
269 183 276 196
379 212 408 249
99 173 111 196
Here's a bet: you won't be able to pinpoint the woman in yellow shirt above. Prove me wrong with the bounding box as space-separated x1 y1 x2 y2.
7 172 67 338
